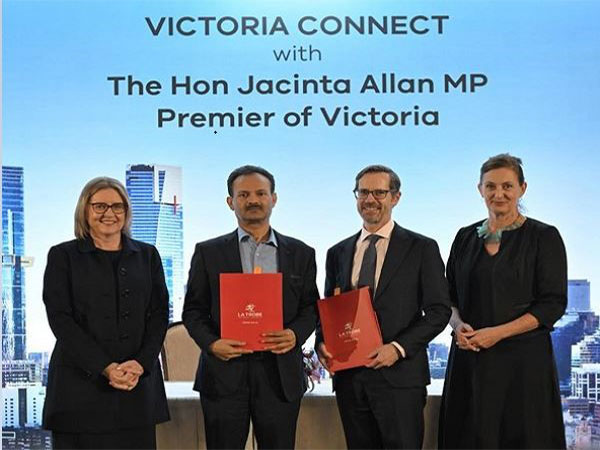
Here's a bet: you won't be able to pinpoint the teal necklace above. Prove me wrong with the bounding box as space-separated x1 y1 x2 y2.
477 215 526 244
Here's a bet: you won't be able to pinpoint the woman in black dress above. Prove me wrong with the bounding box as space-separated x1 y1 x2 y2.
42 177 170 449
439 154 566 449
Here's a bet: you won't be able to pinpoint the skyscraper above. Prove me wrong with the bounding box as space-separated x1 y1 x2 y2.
569 280 592 312
2 166 32 361
573 331 600 368
126 164 183 322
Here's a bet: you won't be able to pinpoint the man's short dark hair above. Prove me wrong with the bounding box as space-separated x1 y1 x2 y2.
354 165 401 192
227 165 276 196
480 153 525 185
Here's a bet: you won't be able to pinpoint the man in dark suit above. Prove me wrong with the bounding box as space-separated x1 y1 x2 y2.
316 165 451 449
183 165 318 449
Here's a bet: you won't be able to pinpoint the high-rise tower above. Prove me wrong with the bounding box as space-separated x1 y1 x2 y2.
2 166 32 360
125 165 183 322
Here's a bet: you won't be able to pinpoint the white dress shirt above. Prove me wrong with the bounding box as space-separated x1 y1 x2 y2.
350 220 405 358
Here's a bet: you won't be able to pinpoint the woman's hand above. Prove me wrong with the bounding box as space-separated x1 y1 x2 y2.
103 360 143 391
103 363 135 390
463 327 505 350
455 322 479 351
117 360 144 390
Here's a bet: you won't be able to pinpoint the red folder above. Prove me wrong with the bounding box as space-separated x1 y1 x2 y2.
220 273 283 351
317 287 383 371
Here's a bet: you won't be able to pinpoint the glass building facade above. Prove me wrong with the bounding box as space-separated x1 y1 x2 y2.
569 280 592 312
126 164 183 322
2 166 27 361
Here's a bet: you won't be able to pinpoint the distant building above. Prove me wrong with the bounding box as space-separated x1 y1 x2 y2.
428 342 449 379
2 166 32 361
572 364 600 402
2 360 42 387
428 342 449 361
126 164 183 322
1 427 52 450
573 331 600 369
575 418 592 449
551 284 598 395
566 397 592 416
569 280 591 312
2 384 45 428
27 352 50 386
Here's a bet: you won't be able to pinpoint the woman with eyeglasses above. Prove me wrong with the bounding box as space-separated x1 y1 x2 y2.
438 154 567 449
42 177 169 449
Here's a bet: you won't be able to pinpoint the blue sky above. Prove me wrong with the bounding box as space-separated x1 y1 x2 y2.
3 0 600 351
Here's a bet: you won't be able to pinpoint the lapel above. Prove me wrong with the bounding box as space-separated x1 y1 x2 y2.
274 230 293 276
373 223 413 301
222 230 243 273
340 233 360 292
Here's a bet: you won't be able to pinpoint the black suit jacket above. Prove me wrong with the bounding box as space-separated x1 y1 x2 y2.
317 223 451 387
42 235 170 433
182 229 319 402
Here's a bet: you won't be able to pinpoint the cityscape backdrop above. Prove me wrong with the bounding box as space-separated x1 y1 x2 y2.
3 0 600 449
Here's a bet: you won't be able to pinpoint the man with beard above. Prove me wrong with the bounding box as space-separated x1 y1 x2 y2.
316 165 450 449
183 165 318 449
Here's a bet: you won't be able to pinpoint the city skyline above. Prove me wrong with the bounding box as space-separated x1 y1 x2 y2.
4 1 600 448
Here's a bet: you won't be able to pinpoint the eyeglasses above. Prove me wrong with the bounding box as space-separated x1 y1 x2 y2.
353 189 396 200
89 202 127 214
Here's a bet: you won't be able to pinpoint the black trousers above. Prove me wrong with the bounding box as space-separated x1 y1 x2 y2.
335 368 426 449
200 352 301 449
52 426 156 449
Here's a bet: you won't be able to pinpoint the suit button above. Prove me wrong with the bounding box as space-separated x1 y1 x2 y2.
119 267 127 276
121 311 130 320
121 289 130 298
120 334 129 341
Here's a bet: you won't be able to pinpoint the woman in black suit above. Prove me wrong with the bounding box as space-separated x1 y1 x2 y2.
439 154 566 449
42 177 169 449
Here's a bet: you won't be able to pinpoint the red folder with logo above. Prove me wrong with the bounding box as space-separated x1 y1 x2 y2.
220 273 283 351
317 287 383 372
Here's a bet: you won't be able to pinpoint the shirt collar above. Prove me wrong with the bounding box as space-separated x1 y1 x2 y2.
359 219 394 243
237 227 278 247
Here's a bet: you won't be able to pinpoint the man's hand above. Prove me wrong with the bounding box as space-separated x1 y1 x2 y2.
209 339 253 361
463 326 505 350
455 322 479 352
262 329 296 354
365 344 401 369
316 342 334 375
103 362 137 391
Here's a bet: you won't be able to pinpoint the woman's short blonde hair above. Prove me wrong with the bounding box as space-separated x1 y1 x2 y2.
74 177 132 239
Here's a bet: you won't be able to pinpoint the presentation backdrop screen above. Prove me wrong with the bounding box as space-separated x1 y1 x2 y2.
3 0 599 447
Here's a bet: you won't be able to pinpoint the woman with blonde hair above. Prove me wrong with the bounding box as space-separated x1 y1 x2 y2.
42 177 169 449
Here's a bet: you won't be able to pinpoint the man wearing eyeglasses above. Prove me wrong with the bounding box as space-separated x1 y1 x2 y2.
183 165 319 449
316 165 450 449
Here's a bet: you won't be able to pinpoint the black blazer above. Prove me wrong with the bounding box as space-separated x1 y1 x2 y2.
42 235 170 433
182 229 319 402
447 217 567 331
317 223 451 387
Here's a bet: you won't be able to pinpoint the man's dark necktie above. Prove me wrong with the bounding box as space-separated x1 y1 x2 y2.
358 234 381 297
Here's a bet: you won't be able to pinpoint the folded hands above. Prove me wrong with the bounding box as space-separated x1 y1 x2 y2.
103 360 144 391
